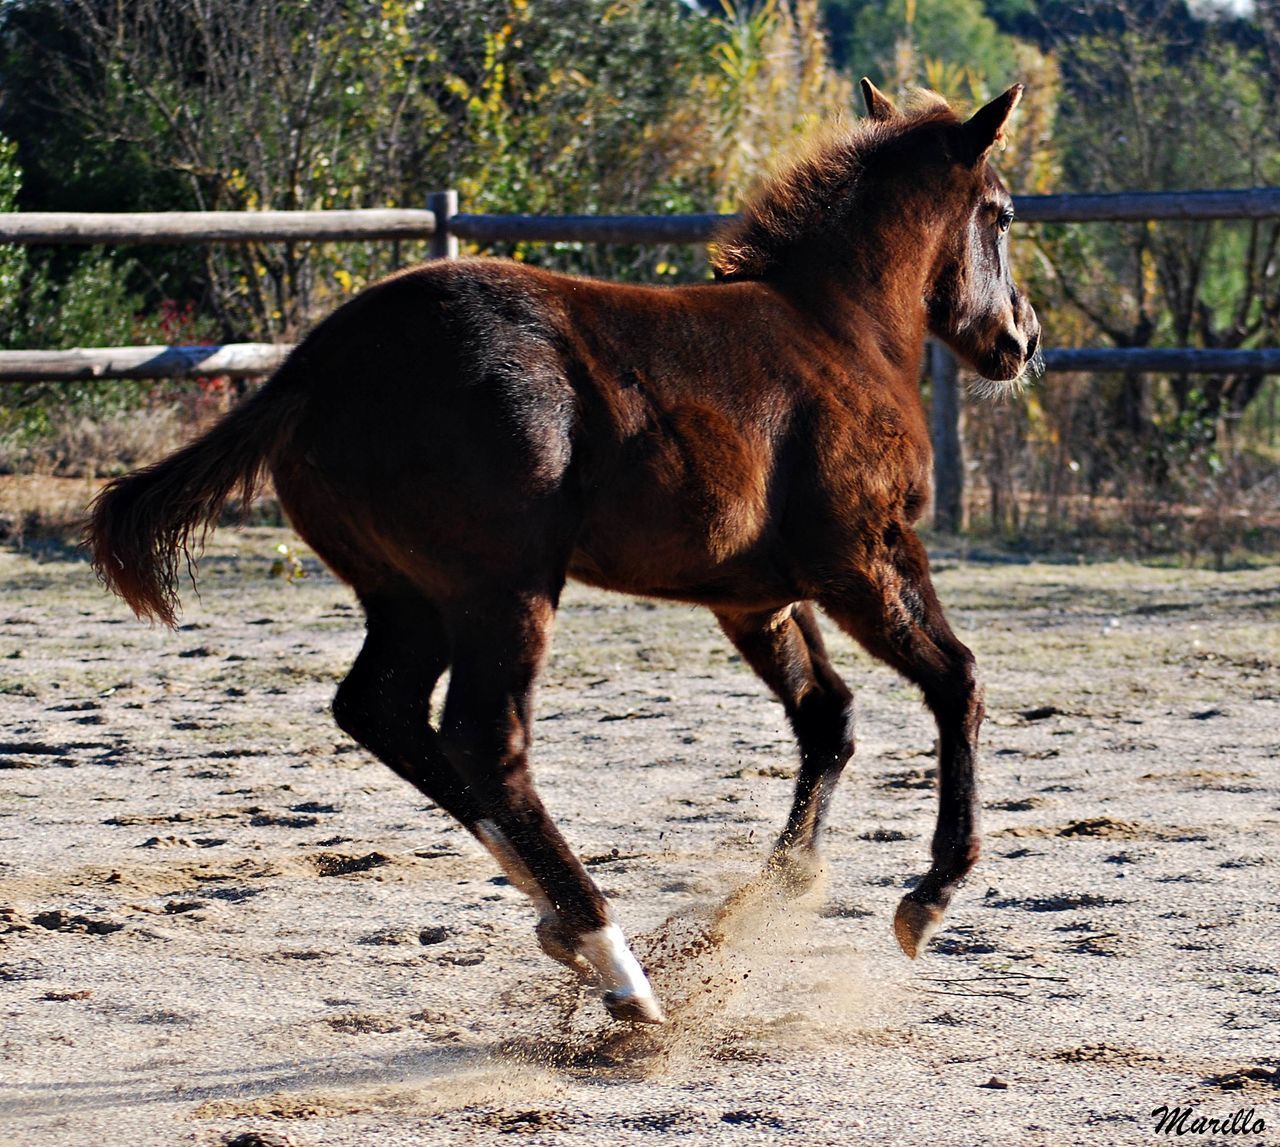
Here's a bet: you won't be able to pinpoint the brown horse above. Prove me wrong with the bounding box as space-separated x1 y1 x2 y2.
87 81 1039 1025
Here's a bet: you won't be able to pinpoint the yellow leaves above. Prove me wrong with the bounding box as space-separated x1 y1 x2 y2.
1022 389 1054 445
704 0 853 208
334 268 353 293
547 67 589 92
1140 233 1159 302
711 0 779 86
998 43 1061 197
269 543 307 583
470 27 512 119
922 58 982 105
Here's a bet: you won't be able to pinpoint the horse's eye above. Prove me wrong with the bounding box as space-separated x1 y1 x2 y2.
997 209 1014 233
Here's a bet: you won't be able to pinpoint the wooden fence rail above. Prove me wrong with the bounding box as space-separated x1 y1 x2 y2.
4 187 1280 245
1044 347 1280 374
0 344 291 383
0 209 439 244
2 343 1275 385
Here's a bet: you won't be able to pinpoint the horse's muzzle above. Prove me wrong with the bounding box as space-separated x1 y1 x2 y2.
984 303 1040 382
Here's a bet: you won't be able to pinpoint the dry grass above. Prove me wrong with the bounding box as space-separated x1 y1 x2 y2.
0 404 199 480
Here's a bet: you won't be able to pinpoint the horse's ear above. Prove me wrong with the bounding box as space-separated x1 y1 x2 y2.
962 84 1023 163
860 77 897 122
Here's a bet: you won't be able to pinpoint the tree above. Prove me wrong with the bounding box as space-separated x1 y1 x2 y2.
0 0 721 337
842 0 1026 101
1034 1 1280 441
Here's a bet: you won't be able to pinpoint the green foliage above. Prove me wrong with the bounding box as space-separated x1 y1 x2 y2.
23 252 146 349
2 249 140 451
0 134 220 462
0 0 728 330
0 0 858 315
439 0 721 279
0 136 28 346
846 0 1023 99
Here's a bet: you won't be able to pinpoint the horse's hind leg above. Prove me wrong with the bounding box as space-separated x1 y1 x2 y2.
820 530 984 959
331 589 480 825
716 604 855 888
438 586 663 1024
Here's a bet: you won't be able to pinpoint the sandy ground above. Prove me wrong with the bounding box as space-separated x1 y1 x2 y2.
0 527 1277 1146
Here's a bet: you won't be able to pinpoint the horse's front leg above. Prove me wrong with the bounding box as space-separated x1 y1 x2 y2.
820 530 984 958
715 603 855 887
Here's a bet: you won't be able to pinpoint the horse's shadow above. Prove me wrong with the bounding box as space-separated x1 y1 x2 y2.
0 1042 481 1119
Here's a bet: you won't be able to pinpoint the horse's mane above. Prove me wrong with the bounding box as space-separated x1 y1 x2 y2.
711 96 959 283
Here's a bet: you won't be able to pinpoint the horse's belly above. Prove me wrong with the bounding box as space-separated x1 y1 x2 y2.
567 485 792 606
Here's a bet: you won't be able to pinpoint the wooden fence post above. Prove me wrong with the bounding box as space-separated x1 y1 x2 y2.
427 190 458 260
929 340 966 534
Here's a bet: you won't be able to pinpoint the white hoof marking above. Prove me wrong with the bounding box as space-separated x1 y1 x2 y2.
577 924 663 1020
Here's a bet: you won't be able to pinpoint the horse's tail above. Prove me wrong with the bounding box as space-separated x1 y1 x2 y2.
85 363 308 628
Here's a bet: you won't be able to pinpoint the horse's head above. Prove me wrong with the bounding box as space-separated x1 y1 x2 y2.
863 80 1042 385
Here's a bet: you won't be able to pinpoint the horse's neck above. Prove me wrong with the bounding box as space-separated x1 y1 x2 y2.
790 219 940 377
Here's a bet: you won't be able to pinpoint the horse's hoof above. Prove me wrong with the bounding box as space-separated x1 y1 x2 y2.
577 923 662 1020
603 989 666 1025
893 896 945 959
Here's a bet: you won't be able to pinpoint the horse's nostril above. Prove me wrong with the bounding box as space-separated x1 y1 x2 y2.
1026 327 1040 359
995 331 1023 361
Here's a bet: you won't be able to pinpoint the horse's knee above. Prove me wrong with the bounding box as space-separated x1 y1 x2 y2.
832 692 857 760
338 676 482 824
438 712 532 796
333 662 410 745
957 649 985 728
944 640 978 692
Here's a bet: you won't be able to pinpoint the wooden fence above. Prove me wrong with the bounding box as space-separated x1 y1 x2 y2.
3 186 1278 530
4 342 1277 385
5 187 1280 246
3 188 1278 384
